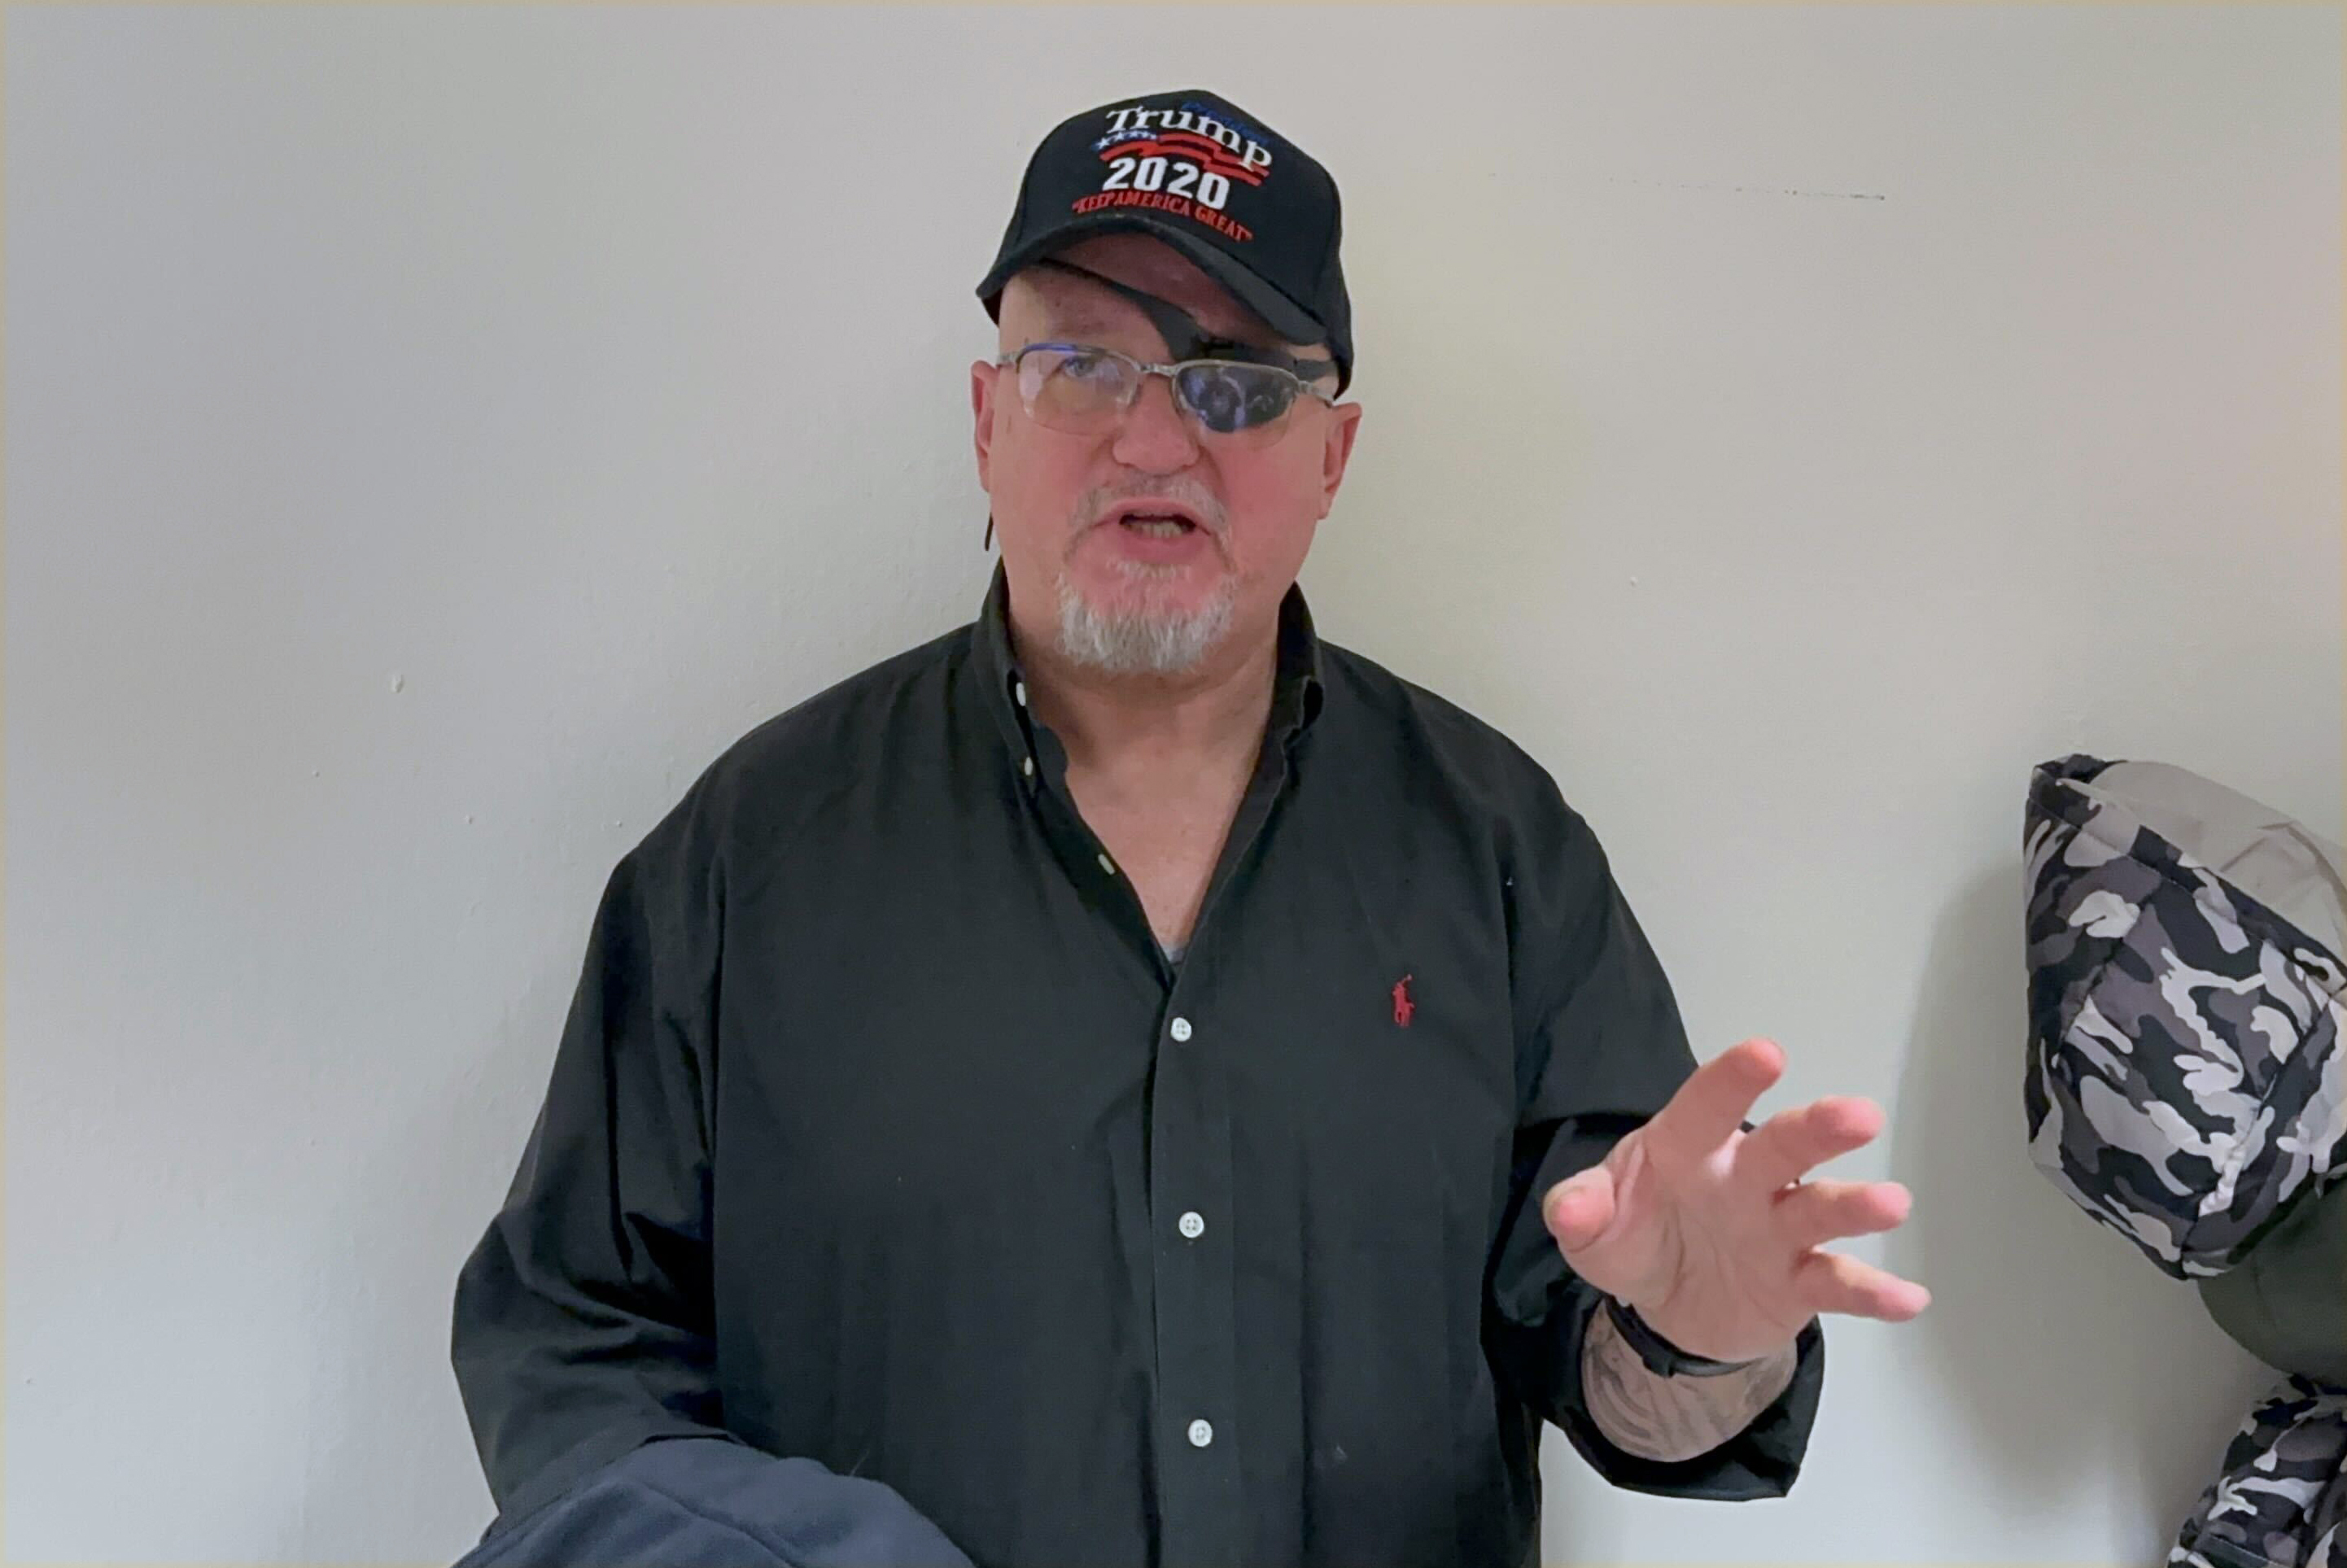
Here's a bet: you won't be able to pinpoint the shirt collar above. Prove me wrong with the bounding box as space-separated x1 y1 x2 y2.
970 558 1326 753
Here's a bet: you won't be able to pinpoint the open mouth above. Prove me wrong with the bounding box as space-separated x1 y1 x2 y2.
1118 513 1197 539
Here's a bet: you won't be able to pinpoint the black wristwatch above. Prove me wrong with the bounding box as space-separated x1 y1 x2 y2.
1601 1294 1764 1378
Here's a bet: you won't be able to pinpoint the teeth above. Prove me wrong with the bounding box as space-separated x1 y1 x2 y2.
1122 514 1191 537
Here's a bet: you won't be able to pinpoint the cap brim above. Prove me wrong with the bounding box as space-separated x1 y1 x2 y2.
977 212 1326 353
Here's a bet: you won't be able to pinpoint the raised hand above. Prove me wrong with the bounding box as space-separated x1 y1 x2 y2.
1542 1037 1928 1365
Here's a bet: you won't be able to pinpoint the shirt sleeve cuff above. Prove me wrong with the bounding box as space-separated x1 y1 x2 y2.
1531 1284 1829 1500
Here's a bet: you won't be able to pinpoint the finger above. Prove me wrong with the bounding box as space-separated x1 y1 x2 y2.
1641 1038 1784 1165
1733 1095 1885 1195
1541 1166 1617 1254
1770 1178 1912 1252
1790 1247 1931 1321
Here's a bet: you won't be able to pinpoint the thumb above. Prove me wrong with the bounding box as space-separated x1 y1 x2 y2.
1541 1167 1617 1256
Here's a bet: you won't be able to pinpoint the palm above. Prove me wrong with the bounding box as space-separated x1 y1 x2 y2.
1541 1038 1927 1364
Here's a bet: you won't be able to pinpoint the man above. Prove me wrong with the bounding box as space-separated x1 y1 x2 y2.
450 88 1926 1568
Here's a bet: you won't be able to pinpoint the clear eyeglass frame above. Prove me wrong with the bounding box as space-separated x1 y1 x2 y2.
996 340 1339 446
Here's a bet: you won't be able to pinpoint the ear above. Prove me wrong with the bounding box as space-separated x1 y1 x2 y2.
972 359 999 493
1318 401 1363 517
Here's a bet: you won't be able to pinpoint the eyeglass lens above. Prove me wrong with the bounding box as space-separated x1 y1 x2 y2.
1020 348 1300 441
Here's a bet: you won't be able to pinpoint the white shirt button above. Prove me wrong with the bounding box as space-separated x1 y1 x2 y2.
1187 1418 1213 1448
1013 679 1028 708
1022 756 1035 779
1178 1211 1205 1239
1169 1016 1193 1042
1097 852 1116 875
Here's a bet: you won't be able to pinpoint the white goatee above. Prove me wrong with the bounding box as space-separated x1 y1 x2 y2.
1054 569 1236 676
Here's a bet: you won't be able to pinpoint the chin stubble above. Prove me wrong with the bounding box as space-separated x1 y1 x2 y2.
1053 566 1237 676
1052 481 1238 675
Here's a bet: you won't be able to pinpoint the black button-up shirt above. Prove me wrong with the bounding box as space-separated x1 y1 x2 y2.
452 566 1825 1568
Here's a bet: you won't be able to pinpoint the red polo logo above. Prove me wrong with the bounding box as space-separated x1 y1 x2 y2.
1392 974 1415 1028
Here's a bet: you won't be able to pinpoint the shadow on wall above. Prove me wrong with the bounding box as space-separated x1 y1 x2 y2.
1885 865 2278 1560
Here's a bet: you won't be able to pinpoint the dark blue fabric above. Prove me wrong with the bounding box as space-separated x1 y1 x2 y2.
457 1438 974 1568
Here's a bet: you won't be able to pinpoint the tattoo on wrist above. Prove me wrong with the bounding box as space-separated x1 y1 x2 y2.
1579 1304 1799 1464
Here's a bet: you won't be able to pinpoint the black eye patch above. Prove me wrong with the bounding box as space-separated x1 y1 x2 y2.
1034 257 1333 387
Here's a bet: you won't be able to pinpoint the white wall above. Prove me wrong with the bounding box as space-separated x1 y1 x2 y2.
7 7 2338 1564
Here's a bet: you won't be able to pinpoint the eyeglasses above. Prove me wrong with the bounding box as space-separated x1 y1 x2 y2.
997 341 1338 448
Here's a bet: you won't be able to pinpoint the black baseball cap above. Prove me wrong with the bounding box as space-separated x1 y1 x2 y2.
976 90 1353 395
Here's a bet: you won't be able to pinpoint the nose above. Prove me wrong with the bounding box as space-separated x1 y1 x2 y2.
1110 371 1200 472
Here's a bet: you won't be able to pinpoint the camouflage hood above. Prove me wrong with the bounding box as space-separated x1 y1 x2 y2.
2023 754 2347 1278
2170 1375 2345 1568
